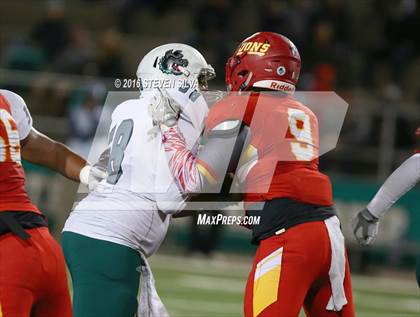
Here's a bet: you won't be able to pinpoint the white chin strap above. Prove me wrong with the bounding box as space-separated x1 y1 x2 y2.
253 80 295 94
178 66 190 77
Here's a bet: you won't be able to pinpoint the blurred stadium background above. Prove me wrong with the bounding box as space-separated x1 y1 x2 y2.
0 0 419 316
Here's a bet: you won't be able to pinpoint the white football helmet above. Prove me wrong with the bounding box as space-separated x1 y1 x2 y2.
136 43 215 91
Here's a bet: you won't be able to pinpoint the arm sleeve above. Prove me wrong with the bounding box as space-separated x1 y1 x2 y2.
367 153 420 218
2 90 33 140
161 121 249 193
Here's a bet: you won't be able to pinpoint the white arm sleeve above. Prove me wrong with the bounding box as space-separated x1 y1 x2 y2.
368 153 420 218
0 89 33 140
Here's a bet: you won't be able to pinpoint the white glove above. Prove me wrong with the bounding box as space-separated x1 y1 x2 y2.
148 89 181 129
79 165 108 191
352 208 380 246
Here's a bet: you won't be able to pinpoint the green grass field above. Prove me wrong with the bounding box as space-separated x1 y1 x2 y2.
148 254 419 317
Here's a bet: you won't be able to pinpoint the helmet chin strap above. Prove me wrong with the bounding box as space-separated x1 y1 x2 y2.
240 72 254 91
178 66 190 77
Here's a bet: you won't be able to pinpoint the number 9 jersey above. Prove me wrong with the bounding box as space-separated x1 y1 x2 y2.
204 92 333 207
0 89 39 213
161 92 336 243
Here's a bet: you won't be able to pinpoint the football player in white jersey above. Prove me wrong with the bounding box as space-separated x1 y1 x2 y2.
62 44 215 317
352 128 420 286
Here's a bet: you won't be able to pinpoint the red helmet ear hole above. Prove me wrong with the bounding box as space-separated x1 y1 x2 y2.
238 70 249 77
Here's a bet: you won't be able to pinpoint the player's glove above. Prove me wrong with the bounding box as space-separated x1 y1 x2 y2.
352 208 379 246
79 165 108 191
148 88 181 129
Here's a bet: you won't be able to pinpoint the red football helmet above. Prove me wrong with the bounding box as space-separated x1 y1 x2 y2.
225 32 301 92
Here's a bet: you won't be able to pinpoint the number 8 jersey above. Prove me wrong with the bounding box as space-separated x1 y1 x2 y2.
64 87 208 256
0 89 39 213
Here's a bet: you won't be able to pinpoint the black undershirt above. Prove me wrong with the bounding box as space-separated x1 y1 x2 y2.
246 198 336 244
0 211 47 238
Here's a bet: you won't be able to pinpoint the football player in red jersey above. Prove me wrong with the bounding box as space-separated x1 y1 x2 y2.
151 32 355 316
353 127 420 287
0 89 104 317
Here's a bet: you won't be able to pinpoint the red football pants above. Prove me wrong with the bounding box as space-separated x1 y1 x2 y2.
0 227 72 317
244 221 355 317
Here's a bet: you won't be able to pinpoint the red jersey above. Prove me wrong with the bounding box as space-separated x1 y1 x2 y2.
0 90 39 214
205 93 333 206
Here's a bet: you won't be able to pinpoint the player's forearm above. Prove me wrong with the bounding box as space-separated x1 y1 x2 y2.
161 125 205 193
367 153 420 218
21 128 86 182
50 141 86 181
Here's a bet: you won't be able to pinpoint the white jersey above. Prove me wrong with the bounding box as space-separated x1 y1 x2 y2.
367 153 420 218
0 89 33 141
63 87 208 256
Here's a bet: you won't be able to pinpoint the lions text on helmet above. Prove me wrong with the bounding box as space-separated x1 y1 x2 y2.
226 32 301 93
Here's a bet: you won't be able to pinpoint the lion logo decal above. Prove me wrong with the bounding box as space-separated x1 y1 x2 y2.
158 49 189 76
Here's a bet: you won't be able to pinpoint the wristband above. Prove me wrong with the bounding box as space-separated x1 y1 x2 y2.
79 165 91 185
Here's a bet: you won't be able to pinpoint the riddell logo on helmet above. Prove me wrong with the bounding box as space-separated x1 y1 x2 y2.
270 81 293 91
236 42 271 56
